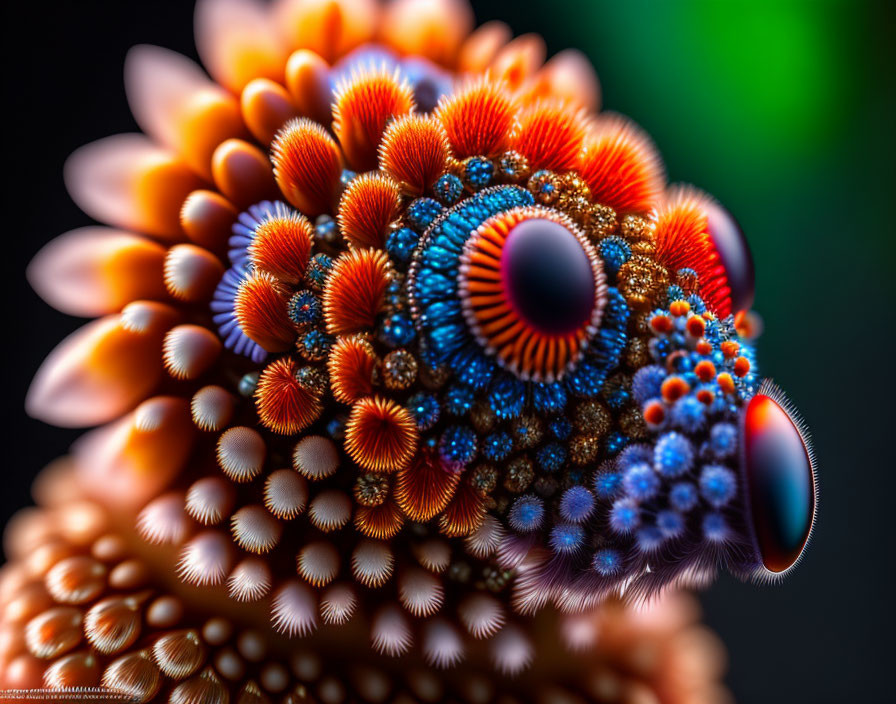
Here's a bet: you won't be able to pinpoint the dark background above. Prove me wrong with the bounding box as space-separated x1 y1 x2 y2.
1 1 893 702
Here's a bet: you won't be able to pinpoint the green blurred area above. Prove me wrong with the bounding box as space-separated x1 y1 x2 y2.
476 0 895 701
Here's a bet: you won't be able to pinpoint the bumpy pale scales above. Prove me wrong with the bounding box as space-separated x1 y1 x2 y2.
6 0 816 701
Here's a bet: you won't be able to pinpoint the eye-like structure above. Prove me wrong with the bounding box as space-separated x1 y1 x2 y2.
742 381 818 576
459 207 606 382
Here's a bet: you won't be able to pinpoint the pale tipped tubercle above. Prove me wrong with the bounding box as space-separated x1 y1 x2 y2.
177 531 232 586
227 559 272 602
351 540 394 588
162 324 221 380
217 426 267 482
230 505 283 553
185 477 235 525
191 385 235 432
263 469 308 519
137 492 191 545
398 568 444 618
307 490 351 532
297 541 340 586
292 435 339 480
271 581 318 637
319 583 357 625
371 604 412 657
163 243 225 303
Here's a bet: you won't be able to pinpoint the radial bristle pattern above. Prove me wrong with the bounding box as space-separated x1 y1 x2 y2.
323 248 392 335
234 270 295 352
512 100 588 172
248 211 314 284
337 172 402 250
578 114 664 215
327 334 378 403
255 357 323 435
344 396 420 473
435 78 515 158
332 69 415 171
271 117 342 217
379 114 450 195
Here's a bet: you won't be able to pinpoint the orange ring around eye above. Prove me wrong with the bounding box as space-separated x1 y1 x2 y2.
458 206 607 382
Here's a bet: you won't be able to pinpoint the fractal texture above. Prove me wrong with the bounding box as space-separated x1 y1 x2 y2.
1 0 818 702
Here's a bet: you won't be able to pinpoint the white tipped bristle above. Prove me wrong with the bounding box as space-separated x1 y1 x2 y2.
292 435 339 480
465 514 505 558
559 611 599 652
495 533 535 570
84 596 142 654
351 540 395 588
319 583 358 625
398 568 444 617
230 505 282 553
152 629 205 679
162 324 220 380
264 469 308 519
459 593 506 639
191 385 234 431
227 558 272 602
308 490 351 532
101 651 161 701
45 556 106 604
177 531 232 586
415 539 451 573
137 492 191 545
271 580 318 637
297 541 340 586
25 607 82 658
490 624 534 675
422 619 464 669
371 604 412 657
217 426 266 482
186 477 234 525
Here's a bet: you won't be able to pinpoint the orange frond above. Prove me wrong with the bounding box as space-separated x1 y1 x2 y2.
438 481 485 537
379 114 449 195
457 21 512 73
511 100 588 172
344 396 419 473
271 118 343 217
578 115 664 215
323 248 391 335
490 34 546 91
394 450 461 522
435 78 515 159
284 49 332 126
355 500 405 540
255 357 323 435
332 70 414 172
275 0 378 64
654 187 732 318
327 335 378 404
248 212 314 284
337 172 402 249
234 271 296 352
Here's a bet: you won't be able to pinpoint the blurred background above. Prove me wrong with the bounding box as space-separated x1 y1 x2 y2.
1 1 893 701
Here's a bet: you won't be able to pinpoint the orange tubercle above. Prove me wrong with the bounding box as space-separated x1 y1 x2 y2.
337 172 402 250
328 335 378 404
271 118 343 217
435 78 515 158
438 481 486 537
379 114 449 196
355 500 405 540
394 451 461 522
344 396 419 473
248 212 314 284
578 115 664 214
512 100 588 172
332 69 414 172
661 376 690 403
323 249 391 335
254 358 323 435
234 271 296 353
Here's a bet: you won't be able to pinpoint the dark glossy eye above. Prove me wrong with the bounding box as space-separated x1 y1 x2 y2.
458 207 607 382
705 201 755 314
742 382 817 575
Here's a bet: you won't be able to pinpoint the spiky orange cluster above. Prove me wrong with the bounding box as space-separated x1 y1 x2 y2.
13 0 763 698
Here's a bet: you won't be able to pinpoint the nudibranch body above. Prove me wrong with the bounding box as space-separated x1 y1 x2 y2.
7 0 813 699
